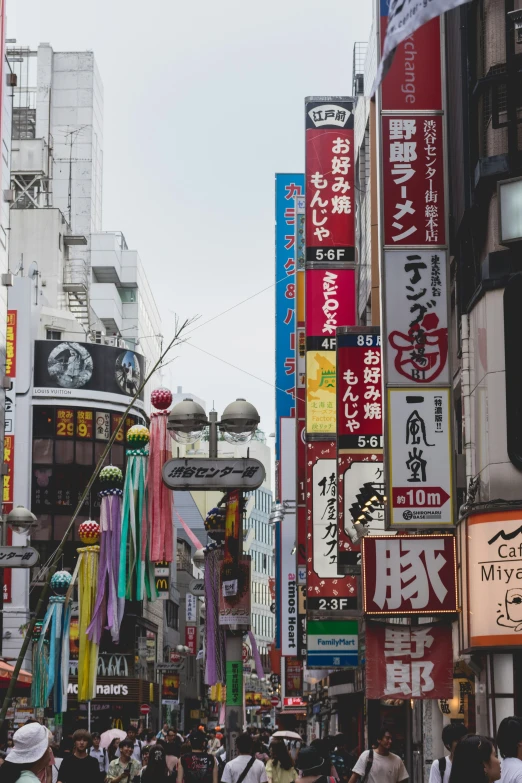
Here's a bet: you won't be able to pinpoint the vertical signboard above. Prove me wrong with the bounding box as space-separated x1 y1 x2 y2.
306 441 356 611
378 5 453 529
3 310 16 605
280 417 298 657
275 174 304 469
305 97 356 440
305 268 356 435
388 388 453 526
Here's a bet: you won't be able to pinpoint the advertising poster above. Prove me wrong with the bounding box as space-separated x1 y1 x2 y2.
366 622 452 699
162 674 179 701
337 329 382 451
219 557 251 626
33 341 145 407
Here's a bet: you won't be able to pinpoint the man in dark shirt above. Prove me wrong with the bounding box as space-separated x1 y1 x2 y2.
57 729 100 783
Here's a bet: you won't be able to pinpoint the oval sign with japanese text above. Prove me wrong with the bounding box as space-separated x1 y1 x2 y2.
162 457 266 491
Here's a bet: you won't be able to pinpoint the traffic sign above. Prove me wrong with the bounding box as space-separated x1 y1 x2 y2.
242 644 250 664
140 704 151 715
162 458 266 491
0 546 39 568
270 696 281 708
189 579 205 597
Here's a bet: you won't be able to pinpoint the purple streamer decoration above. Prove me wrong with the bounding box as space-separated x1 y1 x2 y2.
87 493 124 644
205 552 217 685
248 630 265 679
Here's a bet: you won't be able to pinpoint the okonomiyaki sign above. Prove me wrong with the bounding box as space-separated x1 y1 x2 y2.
468 510 522 648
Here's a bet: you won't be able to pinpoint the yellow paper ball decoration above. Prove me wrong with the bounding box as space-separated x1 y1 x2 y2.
127 424 150 444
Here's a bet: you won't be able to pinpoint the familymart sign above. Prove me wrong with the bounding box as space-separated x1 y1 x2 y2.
306 619 358 668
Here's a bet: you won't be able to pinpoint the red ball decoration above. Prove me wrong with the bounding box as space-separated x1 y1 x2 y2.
78 520 100 544
151 387 173 411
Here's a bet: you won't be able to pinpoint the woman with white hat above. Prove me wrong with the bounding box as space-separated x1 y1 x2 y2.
0 723 51 783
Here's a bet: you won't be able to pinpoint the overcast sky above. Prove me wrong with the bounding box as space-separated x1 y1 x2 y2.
9 0 372 441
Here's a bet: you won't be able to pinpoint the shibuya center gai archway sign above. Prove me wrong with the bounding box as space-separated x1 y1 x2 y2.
162 458 265 491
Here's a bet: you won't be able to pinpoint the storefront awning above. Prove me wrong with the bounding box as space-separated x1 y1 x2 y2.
0 661 32 687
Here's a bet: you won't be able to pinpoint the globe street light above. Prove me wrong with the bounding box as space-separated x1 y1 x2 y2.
168 398 260 458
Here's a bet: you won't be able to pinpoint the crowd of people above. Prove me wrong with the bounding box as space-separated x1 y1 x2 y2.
3 717 522 783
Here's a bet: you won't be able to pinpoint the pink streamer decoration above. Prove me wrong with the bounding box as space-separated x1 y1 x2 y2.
146 411 174 562
176 511 204 551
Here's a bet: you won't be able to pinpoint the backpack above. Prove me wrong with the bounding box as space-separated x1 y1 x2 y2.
361 750 374 783
438 757 446 783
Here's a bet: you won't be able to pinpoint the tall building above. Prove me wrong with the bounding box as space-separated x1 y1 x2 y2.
4 42 166 732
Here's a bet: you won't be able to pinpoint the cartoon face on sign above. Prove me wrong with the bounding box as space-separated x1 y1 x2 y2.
389 312 448 383
498 588 522 631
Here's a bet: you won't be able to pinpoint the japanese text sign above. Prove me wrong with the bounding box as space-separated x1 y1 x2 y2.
306 441 356 611
6 310 16 377
306 269 356 340
3 435 13 505
337 330 383 450
385 251 449 384
366 621 452 699
387 388 454 526
275 173 304 461
362 535 458 614
185 625 197 654
382 115 445 247
162 458 265 491
305 98 355 261
379 0 442 112
76 410 93 438
186 592 197 623
226 661 243 706
306 268 356 436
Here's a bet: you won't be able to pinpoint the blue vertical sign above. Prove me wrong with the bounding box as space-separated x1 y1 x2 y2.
275 173 304 465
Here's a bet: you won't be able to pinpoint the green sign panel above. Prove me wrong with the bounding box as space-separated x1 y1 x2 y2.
226 660 243 706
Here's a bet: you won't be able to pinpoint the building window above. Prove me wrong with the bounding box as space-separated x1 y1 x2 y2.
166 601 179 630
46 329 62 340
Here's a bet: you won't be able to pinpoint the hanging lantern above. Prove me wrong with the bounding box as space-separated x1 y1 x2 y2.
118 426 155 600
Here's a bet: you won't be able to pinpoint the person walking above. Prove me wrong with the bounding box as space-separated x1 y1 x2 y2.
90 733 109 781
108 741 121 765
449 735 500 783
157 727 170 743
56 730 99 783
429 724 469 783
265 741 297 783
141 746 171 783
106 740 141 783
295 747 335 783
116 729 142 763
348 729 408 783
0 723 51 783
221 733 267 783
496 717 522 783
177 732 217 783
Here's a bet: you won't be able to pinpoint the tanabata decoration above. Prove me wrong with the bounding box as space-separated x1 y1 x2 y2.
30 620 46 708
119 425 156 600
147 388 174 563
34 570 72 712
88 468 125 644
76 543 100 701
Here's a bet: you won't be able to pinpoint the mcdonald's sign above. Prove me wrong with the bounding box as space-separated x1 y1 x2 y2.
154 561 170 599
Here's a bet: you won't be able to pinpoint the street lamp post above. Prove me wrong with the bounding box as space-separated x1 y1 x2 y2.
0 506 38 656
168 398 260 755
